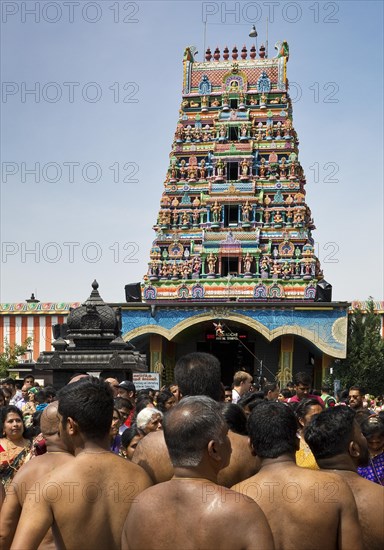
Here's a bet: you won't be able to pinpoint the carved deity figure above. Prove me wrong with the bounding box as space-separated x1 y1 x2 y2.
271 261 281 277
188 164 197 180
242 201 252 222
192 256 201 274
199 160 206 180
240 159 250 177
179 159 187 179
211 201 222 223
207 253 217 274
243 253 253 273
216 159 225 177
182 211 190 225
273 211 283 225
259 158 266 177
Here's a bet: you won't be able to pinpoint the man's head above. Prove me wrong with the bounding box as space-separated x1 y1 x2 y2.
348 386 365 410
58 377 114 450
174 353 222 401
163 396 231 470
117 380 136 400
304 406 369 467
21 385 29 401
233 371 253 396
224 386 232 403
321 384 331 394
293 372 312 400
40 402 70 452
2 378 16 395
263 382 280 401
104 378 120 397
114 397 133 424
248 401 298 458
23 375 35 388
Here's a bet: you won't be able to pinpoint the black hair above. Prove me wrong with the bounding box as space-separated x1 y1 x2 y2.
163 396 227 467
156 390 174 413
121 425 142 449
0 405 27 438
294 398 324 424
360 416 384 439
238 392 264 412
263 381 279 397
349 385 365 395
321 384 331 393
2 378 16 387
220 402 248 435
114 397 134 411
293 372 312 386
304 406 356 460
135 396 154 416
281 388 293 399
174 353 222 402
248 401 298 458
35 390 47 405
44 386 57 399
58 377 113 441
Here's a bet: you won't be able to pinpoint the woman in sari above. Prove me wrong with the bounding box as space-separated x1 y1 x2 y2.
0 405 32 489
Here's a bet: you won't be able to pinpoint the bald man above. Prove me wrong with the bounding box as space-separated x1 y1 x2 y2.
133 353 259 487
0 402 74 549
122 397 273 550
104 378 120 397
11 378 152 550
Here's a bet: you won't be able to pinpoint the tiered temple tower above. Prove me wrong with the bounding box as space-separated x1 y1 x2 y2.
143 42 324 302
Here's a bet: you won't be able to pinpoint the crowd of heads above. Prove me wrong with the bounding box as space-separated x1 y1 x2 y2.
1 354 383 468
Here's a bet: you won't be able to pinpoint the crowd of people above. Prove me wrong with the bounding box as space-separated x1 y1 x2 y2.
0 355 383 549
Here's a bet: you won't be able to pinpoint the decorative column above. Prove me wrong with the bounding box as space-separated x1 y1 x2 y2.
278 335 294 386
150 334 163 372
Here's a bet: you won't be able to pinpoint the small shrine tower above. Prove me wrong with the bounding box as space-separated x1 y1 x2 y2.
143 42 324 302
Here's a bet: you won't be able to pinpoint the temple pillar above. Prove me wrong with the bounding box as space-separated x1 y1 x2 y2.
149 334 163 372
279 335 294 387
313 356 322 389
164 341 176 385
321 353 332 383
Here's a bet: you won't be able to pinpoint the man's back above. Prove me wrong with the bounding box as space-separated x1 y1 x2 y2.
335 470 384 550
132 430 258 487
0 451 74 549
233 462 362 550
122 479 273 550
12 452 152 550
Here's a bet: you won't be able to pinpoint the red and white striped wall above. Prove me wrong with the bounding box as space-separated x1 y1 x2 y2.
0 303 80 361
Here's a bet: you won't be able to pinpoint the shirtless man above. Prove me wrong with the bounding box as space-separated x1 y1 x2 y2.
232 402 363 550
132 353 259 487
122 396 273 550
0 402 74 549
11 377 152 550
305 406 384 550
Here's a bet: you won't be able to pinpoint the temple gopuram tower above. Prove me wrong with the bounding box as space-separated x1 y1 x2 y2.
144 43 322 301
121 43 349 388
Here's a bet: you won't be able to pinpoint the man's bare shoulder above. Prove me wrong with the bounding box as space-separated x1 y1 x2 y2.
218 431 259 487
339 470 384 500
14 452 73 479
132 432 173 483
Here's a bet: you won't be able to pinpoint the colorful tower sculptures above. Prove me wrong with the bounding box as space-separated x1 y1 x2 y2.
143 42 324 302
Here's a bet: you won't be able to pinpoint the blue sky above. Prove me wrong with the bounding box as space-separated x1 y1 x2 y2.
1 0 383 303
